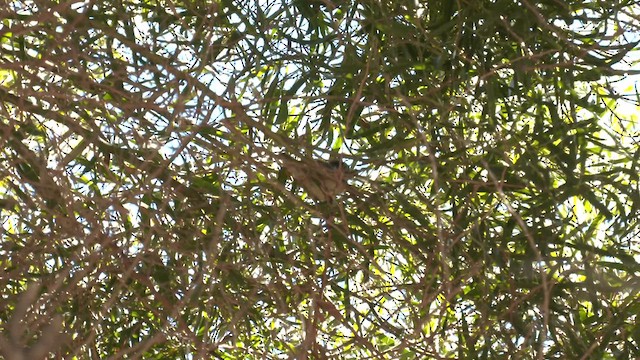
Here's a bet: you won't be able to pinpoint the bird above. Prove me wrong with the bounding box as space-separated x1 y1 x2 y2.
279 155 352 202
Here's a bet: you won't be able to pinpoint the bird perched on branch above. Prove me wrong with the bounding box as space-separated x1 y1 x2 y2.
279 155 352 202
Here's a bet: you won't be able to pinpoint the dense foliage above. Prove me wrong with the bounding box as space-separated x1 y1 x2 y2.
1 0 639 358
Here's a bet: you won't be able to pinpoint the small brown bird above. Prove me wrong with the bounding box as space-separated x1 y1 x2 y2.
280 155 351 202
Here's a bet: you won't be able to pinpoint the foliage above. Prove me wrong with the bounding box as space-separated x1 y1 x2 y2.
1 0 639 358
